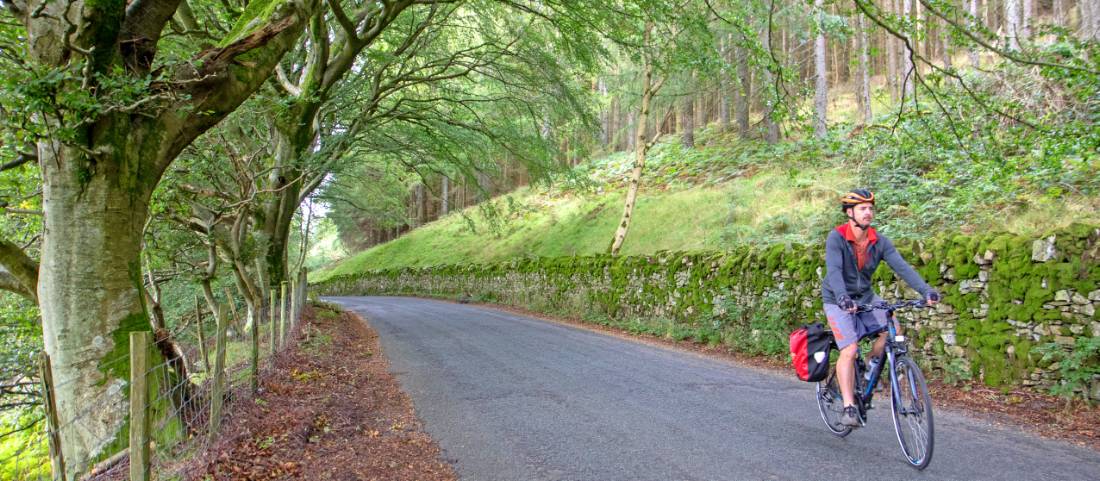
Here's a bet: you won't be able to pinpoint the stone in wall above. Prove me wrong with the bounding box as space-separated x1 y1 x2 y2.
1032 235 1057 262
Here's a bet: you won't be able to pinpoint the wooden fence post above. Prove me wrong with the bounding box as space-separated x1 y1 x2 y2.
195 296 209 372
129 332 151 481
289 276 298 331
269 288 277 357
279 282 287 348
299 270 308 319
37 352 65 481
208 304 229 443
251 289 261 394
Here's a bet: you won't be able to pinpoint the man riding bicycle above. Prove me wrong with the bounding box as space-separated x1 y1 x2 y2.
822 189 940 427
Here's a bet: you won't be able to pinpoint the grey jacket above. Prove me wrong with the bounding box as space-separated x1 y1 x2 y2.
821 225 932 306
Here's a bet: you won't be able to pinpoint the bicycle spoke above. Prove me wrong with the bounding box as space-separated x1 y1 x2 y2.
908 416 928 460
890 355 934 468
818 374 852 437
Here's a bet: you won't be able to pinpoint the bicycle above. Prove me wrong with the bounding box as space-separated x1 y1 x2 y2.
815 299 935 470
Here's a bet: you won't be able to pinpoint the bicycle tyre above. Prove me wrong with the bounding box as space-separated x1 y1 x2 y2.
890 355 934 470
816 371 852 438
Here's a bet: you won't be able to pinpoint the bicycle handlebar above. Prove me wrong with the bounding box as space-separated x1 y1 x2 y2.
854 299 928 313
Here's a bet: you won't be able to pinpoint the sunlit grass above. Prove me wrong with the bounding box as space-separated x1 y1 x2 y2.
313 162 860 279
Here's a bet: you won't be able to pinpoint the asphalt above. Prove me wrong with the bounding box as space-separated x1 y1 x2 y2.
324 296 1100 481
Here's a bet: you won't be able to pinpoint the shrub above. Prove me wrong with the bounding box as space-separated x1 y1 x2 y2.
1035 337 1100 403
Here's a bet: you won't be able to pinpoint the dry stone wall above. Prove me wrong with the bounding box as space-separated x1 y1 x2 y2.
314 224 1100 394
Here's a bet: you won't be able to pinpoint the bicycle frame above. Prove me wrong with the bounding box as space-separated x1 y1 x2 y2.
855 303 920 417
858 315 897 406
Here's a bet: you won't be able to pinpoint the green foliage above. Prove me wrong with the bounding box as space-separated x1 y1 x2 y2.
940 357 973 386
0 410 48 480
1036 337 1100 403
728 290 793 357
845 50 1100 240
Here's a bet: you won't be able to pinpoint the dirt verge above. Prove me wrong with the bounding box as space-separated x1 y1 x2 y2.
190 305 456 481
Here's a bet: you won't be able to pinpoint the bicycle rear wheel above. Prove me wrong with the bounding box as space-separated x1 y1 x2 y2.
816 372 852 437
890 355 934 470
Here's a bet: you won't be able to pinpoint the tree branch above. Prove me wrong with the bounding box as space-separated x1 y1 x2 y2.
326 0 358 39
274 64 302 96
0 152 35 172
159 0 314 175
120 0 185 72
0 238 37 302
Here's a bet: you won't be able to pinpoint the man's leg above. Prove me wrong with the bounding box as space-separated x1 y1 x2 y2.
824 303 862 427
837 343 859 407
867 308 891 361
869 331 887 360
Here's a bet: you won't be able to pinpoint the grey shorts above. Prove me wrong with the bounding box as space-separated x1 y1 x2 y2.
823 300 889 350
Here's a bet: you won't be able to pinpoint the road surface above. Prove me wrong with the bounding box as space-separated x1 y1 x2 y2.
325 296 1100 481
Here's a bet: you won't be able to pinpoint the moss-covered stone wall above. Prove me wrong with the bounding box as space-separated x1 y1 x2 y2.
313 224 1100 393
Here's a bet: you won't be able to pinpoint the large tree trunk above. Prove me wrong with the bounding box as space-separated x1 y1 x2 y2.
1021 0 1032 40
1005 0 1021 50
441 177 450 215
760 14 780 144
901 0 916 98
255 96 320 288
598 78 610 146
856 13 873 125
681 80 695 148
813 0 828 138
1082 1 1100 41
736 44 751 138
886 0 900 102
969 0 981 68
719 35 731 131
940 14 953 69
415 183 426 226
258 170 303 288
39 138 158 477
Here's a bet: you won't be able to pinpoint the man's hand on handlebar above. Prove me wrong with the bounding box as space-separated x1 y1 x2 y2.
926 289 941 306
839 294 857 313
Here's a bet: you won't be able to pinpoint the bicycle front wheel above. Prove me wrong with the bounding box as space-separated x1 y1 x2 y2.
816 372 852 438
890 355 934 470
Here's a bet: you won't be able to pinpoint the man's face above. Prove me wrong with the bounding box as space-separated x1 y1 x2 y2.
848 203 875 227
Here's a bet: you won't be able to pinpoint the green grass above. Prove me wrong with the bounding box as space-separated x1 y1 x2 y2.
313 163 853 280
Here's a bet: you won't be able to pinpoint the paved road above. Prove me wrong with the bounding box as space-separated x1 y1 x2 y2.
325 296 1100 481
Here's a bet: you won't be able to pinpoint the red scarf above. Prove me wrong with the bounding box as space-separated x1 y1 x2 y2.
837 223 878 270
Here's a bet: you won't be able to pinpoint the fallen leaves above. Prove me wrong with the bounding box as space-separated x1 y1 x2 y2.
189 307 457 480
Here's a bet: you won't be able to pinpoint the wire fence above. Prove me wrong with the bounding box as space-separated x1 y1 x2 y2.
1 272 309 481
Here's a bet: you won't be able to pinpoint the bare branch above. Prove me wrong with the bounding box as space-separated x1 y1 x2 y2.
275 64 303 97
0 152 36 172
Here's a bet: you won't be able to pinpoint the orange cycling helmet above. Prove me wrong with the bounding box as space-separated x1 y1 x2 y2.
839 189 875 212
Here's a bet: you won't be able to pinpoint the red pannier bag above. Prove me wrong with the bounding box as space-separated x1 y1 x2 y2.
789 323 833 382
